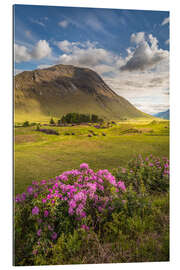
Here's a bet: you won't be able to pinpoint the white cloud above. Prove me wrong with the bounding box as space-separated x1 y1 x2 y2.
58 20 69 28
31 40 51 60
131 32 145 44
161 17 169 26
56 40 74 53
120 32 169 71
37 64 53 69
165 39 170 45
14 40 52 63
57 40 116 71
14 44 32 63
55 37 169 113
14 69 24 75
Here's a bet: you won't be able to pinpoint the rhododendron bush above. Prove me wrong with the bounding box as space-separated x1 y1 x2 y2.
15 163 126 265
14 157 169 265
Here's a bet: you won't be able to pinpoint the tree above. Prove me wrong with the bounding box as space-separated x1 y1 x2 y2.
23 121 29 127
50 118 55 125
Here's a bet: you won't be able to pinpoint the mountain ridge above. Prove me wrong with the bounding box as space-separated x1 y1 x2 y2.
14 64 150 121
153 109 169 120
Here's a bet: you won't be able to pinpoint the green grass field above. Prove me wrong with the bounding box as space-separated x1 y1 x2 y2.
14 119 169 195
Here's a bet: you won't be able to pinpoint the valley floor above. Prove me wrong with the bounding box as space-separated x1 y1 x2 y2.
14 119 169 194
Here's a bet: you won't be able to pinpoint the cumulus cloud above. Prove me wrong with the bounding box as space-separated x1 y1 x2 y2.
56 40 117 72
56 40 74 53
14 44 32 63
31 40 51 60
161 17 169 26
14 40 52 63
58 20 69 28
131 32 145 44
120 32 169 71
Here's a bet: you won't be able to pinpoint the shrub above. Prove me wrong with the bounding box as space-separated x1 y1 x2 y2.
50 118 55 125
36 128 59 135
22 121 29 127
112 155 169 193
15 164 126 265
14 157 169 265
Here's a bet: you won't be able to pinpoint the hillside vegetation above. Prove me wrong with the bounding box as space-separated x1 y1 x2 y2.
14 64 150 121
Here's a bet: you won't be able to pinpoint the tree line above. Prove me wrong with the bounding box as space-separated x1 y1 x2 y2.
52 113 103 124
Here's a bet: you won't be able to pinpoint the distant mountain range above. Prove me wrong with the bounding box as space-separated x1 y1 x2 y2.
153 109 169 120
14 64 151 121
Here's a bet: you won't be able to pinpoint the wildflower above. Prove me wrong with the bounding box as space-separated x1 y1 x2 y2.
34 192 38 198
37 229 42 237
44 210 49 217
41 180 46 185
80 163 89 170
69 199 76 209
117 181 126 191
68 207 74 215
51 232 57 240
27 186 33 195
81 224 89 231
42 198 47 204
32 249 38 255
149 163 153 167
32 206 39 215
32 181 38 186
21 192 26 201
15 194 21 203
48 225 53 231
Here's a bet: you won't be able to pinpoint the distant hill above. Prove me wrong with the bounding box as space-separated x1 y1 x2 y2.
14 64 150 121
153 109 169 120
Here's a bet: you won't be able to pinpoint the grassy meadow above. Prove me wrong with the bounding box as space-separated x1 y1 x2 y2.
14 117 169 265
14 119 169 195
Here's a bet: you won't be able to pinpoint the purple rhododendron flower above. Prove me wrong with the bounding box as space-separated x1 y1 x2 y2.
42 198 47 204
117 181 126 191
81 224 89 231
27 186 33 194
80 163 89 170
37 229 42 237
15 194 21 203
21 192 26 201
32 206 39 215
51 232 57 240
44 210 49 217
32 249 38 255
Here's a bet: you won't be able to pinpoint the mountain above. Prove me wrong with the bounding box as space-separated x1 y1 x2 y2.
153 109 169 120
14 64 149 121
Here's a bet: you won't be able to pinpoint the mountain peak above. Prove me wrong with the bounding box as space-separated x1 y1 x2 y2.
14 64 147 120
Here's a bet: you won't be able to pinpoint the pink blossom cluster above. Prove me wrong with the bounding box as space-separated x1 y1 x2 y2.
15 163 126 236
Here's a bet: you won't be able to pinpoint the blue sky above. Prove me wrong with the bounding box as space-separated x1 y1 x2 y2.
14 5 169 114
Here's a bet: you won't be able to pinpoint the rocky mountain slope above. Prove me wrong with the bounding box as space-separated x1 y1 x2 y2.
14 64 149 120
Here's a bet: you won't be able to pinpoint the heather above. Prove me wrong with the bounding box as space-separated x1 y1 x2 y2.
14 156 169 265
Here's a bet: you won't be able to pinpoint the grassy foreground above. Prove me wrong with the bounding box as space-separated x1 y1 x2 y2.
14 119 169 195
14 156 169 265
